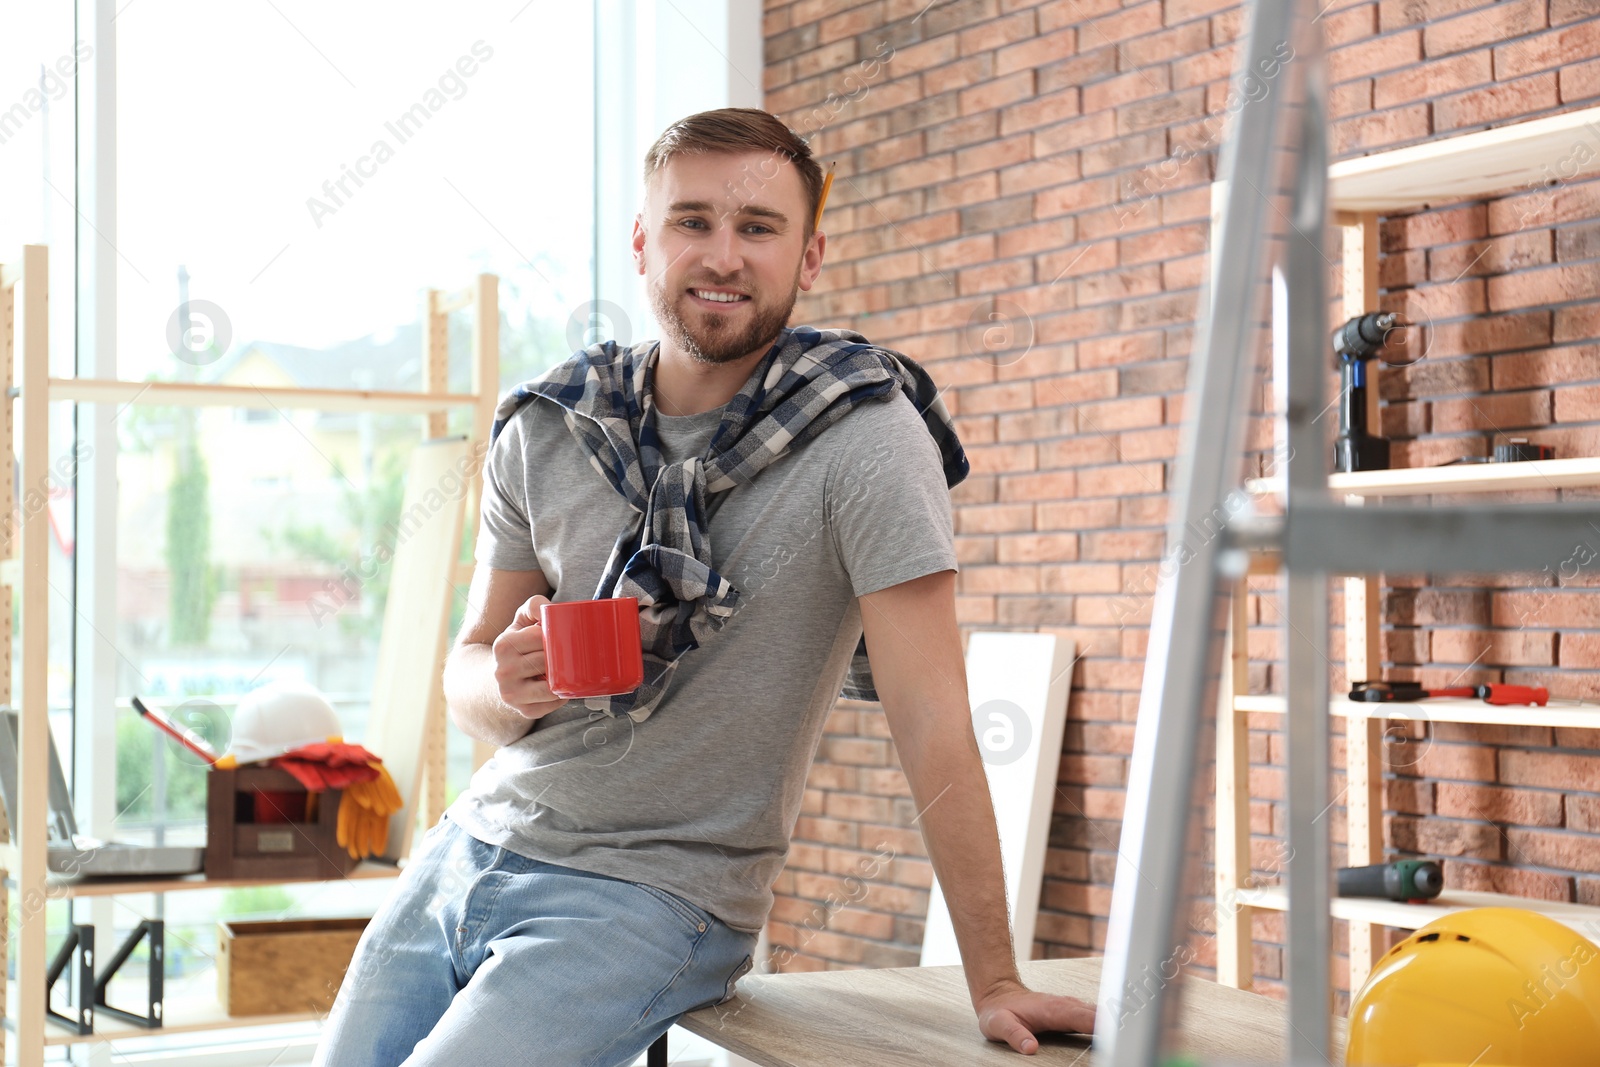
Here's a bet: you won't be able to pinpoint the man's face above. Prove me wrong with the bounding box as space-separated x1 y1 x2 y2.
634 149 825 365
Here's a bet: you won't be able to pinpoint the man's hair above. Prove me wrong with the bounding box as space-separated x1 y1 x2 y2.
643 108 826 237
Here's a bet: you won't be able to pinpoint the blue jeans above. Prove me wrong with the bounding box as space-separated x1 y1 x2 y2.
313 813 759 1067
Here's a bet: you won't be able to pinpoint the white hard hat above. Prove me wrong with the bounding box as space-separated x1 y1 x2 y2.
223 681 343 765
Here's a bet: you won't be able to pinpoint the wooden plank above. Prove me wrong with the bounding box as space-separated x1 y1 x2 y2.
422 289 452 830
16 246 48 1067
679 956 1346 1066
3 980 325 1046
1250 456 1600 497
468 273 500 775
1329 104 1600 212
1 860 401 899
366 437 471 863
1214 582 1254 990
1238 885 1600 930
48 377 479 414
0 254 12 1067
1332 455 1600 496
1237 695 1600 730
1340 213 1387 994
920 634 1074 968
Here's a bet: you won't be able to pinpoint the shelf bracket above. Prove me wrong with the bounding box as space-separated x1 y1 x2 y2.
92 919 163 1029
42 922 94 1035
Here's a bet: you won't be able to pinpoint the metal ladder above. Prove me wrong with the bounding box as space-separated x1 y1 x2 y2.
1092 0 1600 1063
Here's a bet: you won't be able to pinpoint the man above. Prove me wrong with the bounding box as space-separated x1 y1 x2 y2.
316 107 1095 1067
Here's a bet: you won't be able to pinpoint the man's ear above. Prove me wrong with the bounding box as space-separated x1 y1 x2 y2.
631 212 647 275
797 230 827 293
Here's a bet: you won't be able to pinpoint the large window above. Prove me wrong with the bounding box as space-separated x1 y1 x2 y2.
6 1 758 1059
112 1 595 830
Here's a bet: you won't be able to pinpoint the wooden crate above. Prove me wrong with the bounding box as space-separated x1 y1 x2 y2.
216 917 370 1016
206 765 359 881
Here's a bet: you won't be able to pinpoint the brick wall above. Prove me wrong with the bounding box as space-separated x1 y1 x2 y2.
762 0 1600 1000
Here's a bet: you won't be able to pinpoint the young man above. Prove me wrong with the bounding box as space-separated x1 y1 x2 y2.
315 108 1095 1067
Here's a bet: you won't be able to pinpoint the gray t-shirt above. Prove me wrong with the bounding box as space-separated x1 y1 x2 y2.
445 379 959 934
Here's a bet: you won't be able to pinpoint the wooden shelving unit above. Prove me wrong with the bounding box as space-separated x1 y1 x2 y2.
0 246 500 1064
1212 103 1600 996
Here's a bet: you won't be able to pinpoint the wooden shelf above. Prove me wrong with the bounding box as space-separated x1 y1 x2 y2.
1329 104 1600 212
0 857 402 899
48 377 480 415
10 981 322 1047
1234 694 1600 730
1235 885 1600 932
1248 457 1600 499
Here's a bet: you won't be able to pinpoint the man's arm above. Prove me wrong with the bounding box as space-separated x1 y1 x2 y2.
858 569 1095 1055
443 563 569 748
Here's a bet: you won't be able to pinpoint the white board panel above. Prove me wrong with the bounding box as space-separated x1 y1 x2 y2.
364 436 470 863
919 633 1075 968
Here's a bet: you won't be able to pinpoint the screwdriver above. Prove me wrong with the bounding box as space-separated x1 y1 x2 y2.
1349 681 1548 706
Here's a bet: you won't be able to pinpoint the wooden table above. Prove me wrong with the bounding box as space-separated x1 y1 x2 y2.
678 956 1345 1066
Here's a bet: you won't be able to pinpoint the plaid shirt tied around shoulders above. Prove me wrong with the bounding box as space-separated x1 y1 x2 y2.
490 325 970 723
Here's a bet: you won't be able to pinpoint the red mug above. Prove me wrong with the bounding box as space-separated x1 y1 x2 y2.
539 596 645 699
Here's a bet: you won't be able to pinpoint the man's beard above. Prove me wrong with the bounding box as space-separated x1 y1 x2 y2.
649 264 801 365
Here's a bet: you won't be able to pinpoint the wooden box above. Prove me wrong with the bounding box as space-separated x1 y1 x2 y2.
216 917 370 1016
205 765 359 881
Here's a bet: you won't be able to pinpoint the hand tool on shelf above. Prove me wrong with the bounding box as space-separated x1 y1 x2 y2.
1349 680 1549 706
1332 311 1409 474
131 695 221 764
1337 859 1443 902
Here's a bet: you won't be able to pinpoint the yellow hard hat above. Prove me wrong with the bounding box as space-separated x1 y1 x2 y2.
1346 907 1600 1066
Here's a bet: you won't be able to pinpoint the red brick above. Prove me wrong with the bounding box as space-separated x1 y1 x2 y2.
1078 462 1167 496
1082 529 1165 560
1042 563 1122 593
1435 782 1565 826
1430 389 1552 432
1325 3 1379 45
1373 51 1492 108
1501 750 1600 792
1038 498 1121 529
1560 632 1600 667
958 70 1037 116
956 503 1034 534
998 470 1078 502
1429 628 1555 666
1552 382 1600 422
1390 815 1504 859
1569 794 1600 831
1446 860 1575 899
1433 310 1553 355
1435 73 1560 130
1424 0 1547 56
1384 204 1489 251
1494 21 1600 79
1504 828 1600 872
992 27 1081 76
1561 56 1600 101
997 533 1080 562
1120 21 1212 70
1329 29 1422 82
1429 230 1553 280
1078 395 1165 431
1408 743 1499 781
959 9 1041 57
1334 104 1432 154
1490 262 1600 310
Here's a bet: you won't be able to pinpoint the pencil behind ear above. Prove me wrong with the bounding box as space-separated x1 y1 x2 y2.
813 161 836 232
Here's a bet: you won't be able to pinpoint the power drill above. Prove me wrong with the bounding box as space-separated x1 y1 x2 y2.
1332 311 1407 473
1337 859 1443 902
